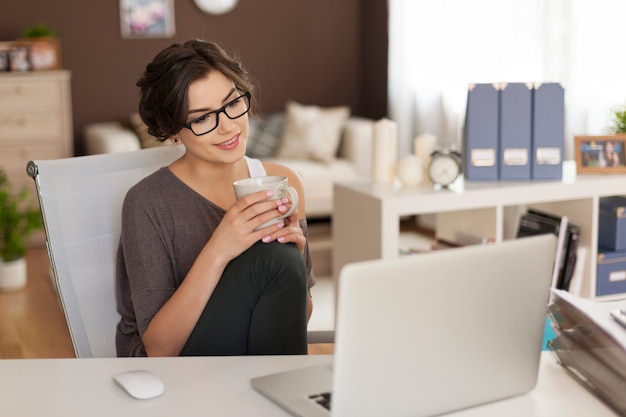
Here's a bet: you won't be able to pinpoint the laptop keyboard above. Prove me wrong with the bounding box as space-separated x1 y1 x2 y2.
308 391 332 410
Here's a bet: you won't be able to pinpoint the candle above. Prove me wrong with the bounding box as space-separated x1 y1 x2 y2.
397 154 423 186
414 133 438 184
372 118 398 184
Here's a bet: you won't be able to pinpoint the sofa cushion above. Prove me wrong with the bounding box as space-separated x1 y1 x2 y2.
84 122 142 154
246 113 285 159
276 102 350 163
129 113 170 149
268 158 361 217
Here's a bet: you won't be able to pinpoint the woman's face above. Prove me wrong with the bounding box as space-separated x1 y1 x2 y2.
178 70 249 164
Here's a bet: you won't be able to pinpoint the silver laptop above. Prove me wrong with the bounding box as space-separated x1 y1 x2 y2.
251 234 556 417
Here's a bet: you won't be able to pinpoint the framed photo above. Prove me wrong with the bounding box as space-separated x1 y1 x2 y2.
120 0 175 39
0 42 10 72
8 46 30 72
575 135 626 173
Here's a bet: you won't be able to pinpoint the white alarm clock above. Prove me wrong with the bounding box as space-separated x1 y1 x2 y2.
427 148 462 187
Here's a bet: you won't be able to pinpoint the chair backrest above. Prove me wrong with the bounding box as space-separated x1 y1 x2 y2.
28 146 185 357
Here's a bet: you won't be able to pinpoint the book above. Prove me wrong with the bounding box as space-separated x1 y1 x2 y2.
567 247 587 297
517 209 578 290
527 209 581 291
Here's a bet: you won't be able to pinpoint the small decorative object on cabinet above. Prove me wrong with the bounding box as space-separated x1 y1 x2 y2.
0 169 43 291
427 148 462 188
372 118 398 185
8 46 29 72
414 133 437 183
397 154 423 187
21 23 61 71
574 135 626 173
608 100 626 135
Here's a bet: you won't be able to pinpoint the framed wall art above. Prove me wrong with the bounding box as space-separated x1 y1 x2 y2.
575 135 626 173
120 0 175 39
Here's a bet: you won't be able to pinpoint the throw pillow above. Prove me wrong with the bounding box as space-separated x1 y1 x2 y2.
129 113 170 149
245 113 285 159
276 101 350 163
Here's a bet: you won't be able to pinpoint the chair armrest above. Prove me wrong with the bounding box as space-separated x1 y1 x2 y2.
84 122 141 154
307 330 335 344
339 116 375 177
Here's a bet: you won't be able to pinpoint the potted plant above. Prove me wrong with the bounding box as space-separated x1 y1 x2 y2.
20 23 61 71
608 101 626 134
22 23 57 39
0 169 43 291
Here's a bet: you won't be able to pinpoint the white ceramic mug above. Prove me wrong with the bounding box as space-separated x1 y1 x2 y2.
233 176 299 230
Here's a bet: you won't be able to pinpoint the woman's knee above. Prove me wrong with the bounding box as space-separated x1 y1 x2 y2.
235 241 308 291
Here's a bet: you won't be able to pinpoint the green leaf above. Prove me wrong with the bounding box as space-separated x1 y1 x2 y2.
0 169 43 261
608 102 626 134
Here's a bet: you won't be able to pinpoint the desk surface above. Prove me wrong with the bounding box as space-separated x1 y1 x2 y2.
0 352 617 416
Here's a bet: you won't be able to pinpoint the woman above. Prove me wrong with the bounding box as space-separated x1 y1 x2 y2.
115 39 314 357
601 140 621 167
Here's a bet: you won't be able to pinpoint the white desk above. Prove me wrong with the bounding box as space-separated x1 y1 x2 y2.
0 353 617 416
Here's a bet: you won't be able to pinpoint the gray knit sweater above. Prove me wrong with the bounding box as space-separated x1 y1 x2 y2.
115 167 315 356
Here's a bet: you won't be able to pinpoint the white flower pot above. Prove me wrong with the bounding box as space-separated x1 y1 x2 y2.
0 257 27 291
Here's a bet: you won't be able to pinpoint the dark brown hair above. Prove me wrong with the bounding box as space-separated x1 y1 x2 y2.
137 39 256 141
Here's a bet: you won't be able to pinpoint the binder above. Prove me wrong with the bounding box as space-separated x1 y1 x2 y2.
499 83 532 180
527 208 580 291
464 83 498 180
517 210 575 290
531 83 564 179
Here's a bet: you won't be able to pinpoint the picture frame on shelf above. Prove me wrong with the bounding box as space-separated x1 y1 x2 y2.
0 44 9 72
119 0 176 39
8 46 30 72
574 135 626 173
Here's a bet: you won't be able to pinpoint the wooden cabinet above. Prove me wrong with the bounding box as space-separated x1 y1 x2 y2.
0 70 72 197
333 173 626 301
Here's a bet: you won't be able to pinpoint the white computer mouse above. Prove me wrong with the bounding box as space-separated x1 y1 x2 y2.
113 370 165 400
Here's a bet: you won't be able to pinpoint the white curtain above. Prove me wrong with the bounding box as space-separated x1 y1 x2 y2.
388 0 626 160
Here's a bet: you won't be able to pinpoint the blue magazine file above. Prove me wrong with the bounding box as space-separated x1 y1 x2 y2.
532 83 564 179
499 82 532 180
464 83 499 180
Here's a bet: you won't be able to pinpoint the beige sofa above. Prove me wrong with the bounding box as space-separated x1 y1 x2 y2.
84 103 375 218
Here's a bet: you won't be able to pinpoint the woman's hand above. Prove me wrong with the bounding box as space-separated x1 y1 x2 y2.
207 190 293 264
261 210 306 254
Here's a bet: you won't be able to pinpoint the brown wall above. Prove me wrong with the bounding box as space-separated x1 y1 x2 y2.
1 0 387 154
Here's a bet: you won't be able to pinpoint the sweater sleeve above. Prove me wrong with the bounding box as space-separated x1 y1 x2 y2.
117 179 179 339
299 218 317 290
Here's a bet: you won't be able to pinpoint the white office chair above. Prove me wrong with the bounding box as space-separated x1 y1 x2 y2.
28 146 332 358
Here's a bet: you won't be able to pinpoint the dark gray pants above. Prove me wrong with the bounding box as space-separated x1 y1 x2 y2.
181 240 308 356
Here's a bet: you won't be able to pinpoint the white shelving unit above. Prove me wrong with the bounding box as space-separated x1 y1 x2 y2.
333 172 626 301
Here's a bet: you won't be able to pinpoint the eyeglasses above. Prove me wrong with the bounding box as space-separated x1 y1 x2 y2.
184 92 251 136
